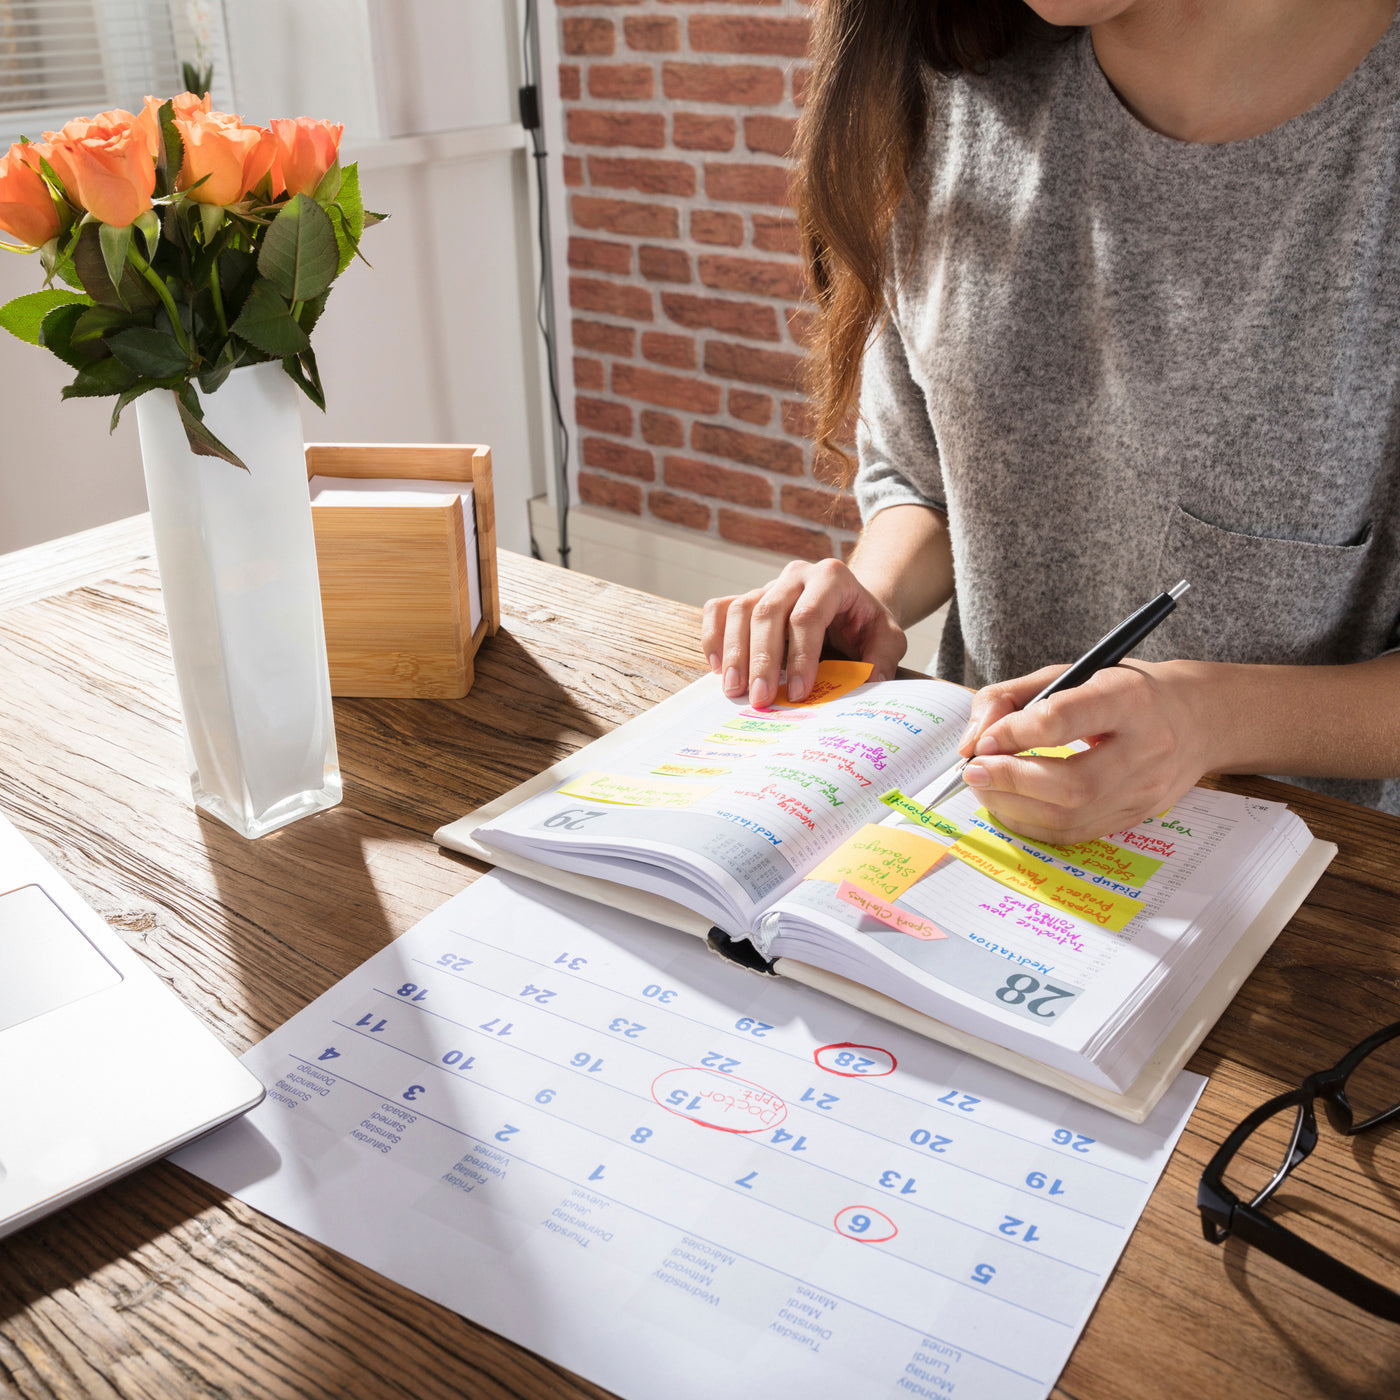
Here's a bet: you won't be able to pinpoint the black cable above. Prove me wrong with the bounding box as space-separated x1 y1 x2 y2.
522 0 572 568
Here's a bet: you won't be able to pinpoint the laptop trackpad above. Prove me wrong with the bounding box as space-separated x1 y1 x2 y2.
0 884 122 1031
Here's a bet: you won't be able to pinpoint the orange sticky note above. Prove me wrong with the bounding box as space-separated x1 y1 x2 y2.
806 823 947 901
774 659 873 708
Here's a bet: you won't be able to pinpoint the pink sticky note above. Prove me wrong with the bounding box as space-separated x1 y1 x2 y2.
835 880 947 941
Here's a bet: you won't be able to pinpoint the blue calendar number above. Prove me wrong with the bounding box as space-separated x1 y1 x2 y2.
318 1047 340 1062
998 1214 1042 1243
436 954 472 971
937 1090 980 1112
355 1014 387 1033
909 1128 953 1153
441 1050 476 1072
701 1051 740 1073
631 1127 653 1143
971 1264 996 1286
571 1052 605 1073
396 983 428 1002
535 1088 555 1104
771 1128 807 1152
495 1124 520 1142
734 1017 773 1037
609 1017 646 1038
519 983 556 1004
643 984 677 1003
402 1084 425 1102
1025 1171 1066 1195
480 1018 514 1037
800 1088 839 1111
554 952 588 971
1052 1128 1095 1153
878 1169 918 1195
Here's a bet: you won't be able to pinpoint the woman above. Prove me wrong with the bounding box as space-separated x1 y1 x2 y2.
702 0 1400 844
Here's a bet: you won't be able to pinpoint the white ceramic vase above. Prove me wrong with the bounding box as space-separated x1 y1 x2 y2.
135 362 342 838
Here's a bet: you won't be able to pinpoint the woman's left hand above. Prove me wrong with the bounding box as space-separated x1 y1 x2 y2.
957 661 1215 844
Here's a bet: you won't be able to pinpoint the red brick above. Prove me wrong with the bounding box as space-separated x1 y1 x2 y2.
568 236 632 274
582 435 655 480
664 455 773 508
728 388 772 424
780 483 861 532
559 64 581 100
579 472 643 514
588 155 695 197
574 319 635 355
569 276 654 321
705 161 793 206
780 398 814 438
744 114 798 157
572 195 680 238
576 396 634 435
673 112 736 151
661 290 780 341
663 62 784 106
563 16 614 54
705 339 805 390
624 16 679 51
649 490 711 531
614 362 722 413
692 421 804 475
574 355 604 391
792 65 812 106
719 508 832 560
589 64 655 100
642 331 697 369
691 209 744 246
786 304 818 346
642 410 685 446
564 155 584 186
567 110 666 148
689 16 810 56
639 245 692 282
698 253 804 299
752 212 800 254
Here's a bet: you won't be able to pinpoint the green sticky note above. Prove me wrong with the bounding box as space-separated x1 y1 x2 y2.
879 789 964 841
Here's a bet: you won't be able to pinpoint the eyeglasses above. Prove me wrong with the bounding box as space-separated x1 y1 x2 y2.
1197 1019 1400 1321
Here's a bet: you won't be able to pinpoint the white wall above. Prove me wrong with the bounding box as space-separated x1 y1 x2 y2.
0 0 550 557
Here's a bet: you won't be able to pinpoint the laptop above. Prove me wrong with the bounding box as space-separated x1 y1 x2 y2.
0 810 265 1239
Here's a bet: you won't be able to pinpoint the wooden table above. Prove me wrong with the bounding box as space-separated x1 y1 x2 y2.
1 519 1398 1399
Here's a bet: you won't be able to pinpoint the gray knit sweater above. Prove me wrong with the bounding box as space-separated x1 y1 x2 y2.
855 19 1400 814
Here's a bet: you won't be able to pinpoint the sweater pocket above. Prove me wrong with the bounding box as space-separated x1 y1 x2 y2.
1144 505 1374 665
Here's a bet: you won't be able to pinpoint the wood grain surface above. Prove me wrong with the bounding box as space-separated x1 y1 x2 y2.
1 525 1398 1399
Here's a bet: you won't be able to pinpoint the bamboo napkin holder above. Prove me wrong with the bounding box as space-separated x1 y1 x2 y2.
306 442 499 699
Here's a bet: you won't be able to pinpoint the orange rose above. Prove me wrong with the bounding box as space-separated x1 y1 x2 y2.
44 113 156 227
269 117 343 198
0 143 61 246
175 109 275 206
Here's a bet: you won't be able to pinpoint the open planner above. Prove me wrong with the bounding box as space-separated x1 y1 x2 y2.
437 661 1335 1121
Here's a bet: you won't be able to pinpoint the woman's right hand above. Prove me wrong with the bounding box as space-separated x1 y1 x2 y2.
701 558 908 709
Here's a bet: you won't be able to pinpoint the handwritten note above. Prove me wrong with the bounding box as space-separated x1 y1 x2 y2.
835 880 946 940
557 771 717 810
949 829 1143 933
976 811 1164 887
878 789 964 840
773 659 873 708
704 729 778 748
722 717 799 734
806 824 948 901
651 763 731 778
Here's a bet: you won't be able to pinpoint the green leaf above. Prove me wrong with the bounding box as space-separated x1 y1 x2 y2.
106 326 191 378
197 338 243 394
282 346 325 411
199 202 225 245
38 302 91 369
134 209 160 260
175 385 248 470
70 304 132 358
328 164 365 276
109 379 161 431
98 222 134 304
229 278 310 357
257 193 338 303
72 225 157 309
61 356 138 399
295 289 329 337
312 159 342 206
0 288 92 345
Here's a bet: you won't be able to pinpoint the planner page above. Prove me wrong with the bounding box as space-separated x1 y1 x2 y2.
173 872 1203 1400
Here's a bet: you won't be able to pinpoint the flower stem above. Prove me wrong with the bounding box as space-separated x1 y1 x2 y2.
209 254 228 337
128 244 193 359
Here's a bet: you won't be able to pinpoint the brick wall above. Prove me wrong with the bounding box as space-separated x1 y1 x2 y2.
557 0 859 563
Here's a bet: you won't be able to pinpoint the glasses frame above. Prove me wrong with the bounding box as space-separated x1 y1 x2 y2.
1197 1019 1400 1321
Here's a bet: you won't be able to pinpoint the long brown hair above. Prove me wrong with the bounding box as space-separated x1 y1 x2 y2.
795 1 1049 479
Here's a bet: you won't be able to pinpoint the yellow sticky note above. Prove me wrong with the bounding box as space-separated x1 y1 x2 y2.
705 729 778 747
723 717 799 734
879 789 965 840
1017 744 1077 759
807 823 948 902
652 763 731 778
774 659 873 708
976 811 1163 887
949 829 1143 932
557 770 717 809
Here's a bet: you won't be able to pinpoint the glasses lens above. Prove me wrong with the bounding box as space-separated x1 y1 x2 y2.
1342 1032 1400 1126
1220 1102 1308 1206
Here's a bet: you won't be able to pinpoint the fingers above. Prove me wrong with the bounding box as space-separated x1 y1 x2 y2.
700 596 733 674
960 666 1066 757
973 666 1143 759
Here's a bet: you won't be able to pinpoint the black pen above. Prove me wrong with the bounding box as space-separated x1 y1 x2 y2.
919 580 1191 813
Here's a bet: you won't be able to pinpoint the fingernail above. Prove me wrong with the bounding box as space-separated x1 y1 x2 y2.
724 667 742 695
963 763 990 787
750 678 770 709
974 733 1001 757
708 652 721 673
786 676 806 701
